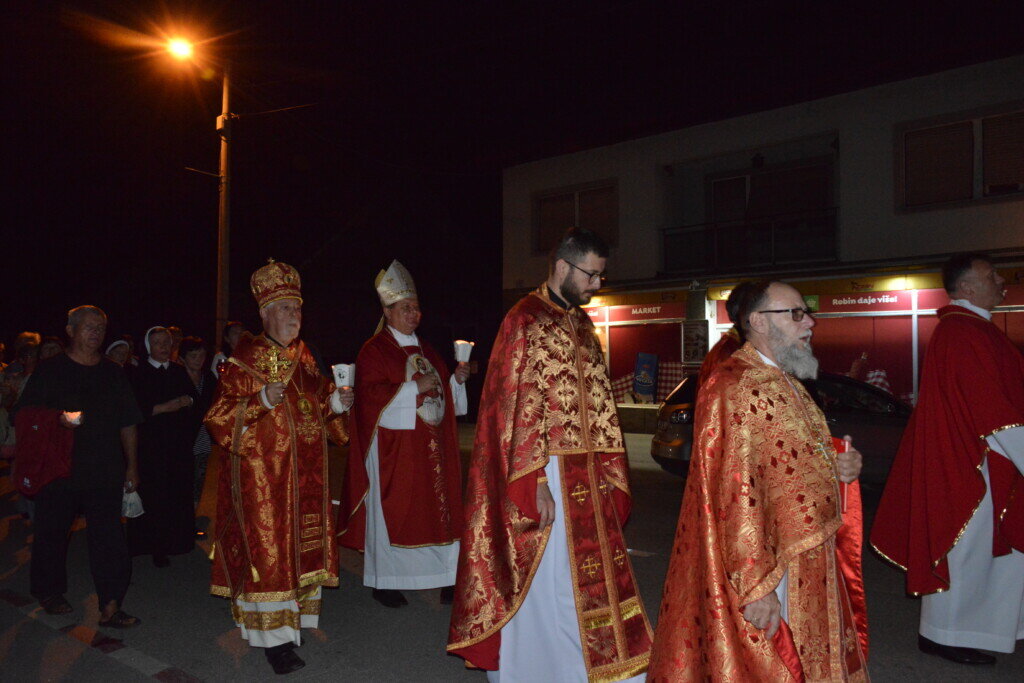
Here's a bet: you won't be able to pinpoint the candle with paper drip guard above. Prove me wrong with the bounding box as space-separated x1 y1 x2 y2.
63 411 82 425
331 363 355 389
453 340 475 363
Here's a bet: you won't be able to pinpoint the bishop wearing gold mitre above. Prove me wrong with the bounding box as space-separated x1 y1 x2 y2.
205 260 354 675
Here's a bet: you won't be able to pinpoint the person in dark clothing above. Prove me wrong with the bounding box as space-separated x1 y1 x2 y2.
16 305 142 627
179 336 216 506
126 326 196 567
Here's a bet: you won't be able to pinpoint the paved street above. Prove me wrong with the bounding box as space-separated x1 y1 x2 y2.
1 428 1022 681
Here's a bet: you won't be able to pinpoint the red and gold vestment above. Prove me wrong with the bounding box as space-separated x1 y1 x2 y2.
205 333 347 604
649 344 868 682
871 305 1024 594
336 330 463 550
448 285 653 682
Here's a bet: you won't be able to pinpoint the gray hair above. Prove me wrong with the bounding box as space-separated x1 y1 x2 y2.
67 305 108 329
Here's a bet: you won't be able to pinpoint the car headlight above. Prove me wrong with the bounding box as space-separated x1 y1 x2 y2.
669 409 692 425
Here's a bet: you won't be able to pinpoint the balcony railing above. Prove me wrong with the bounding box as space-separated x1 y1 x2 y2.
662 208 838 275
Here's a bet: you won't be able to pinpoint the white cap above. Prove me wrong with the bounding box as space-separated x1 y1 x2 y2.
375 260 417 306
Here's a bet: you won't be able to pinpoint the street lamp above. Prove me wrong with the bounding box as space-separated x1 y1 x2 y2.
165 38 232 349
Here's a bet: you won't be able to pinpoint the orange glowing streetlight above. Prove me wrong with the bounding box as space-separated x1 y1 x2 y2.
163 36 233 348
166 38 194 60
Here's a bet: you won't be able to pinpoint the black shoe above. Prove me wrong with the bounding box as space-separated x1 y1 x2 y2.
439 586 455 605
265 643 305 675
152 554 170 568
918 635 996 665
372 588 408 608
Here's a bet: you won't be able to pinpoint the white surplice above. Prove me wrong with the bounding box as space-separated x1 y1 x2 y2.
362 327 466 590
919 299 1024 652
487 456 645 683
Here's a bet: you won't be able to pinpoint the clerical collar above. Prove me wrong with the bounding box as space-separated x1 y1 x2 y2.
147 357 169 370
265 333 290 348
547 287 571 311
950 298 992 321
388 326 419 346
756 349 778 368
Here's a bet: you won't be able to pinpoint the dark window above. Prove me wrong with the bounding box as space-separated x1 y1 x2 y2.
897 108 1024 208
534 182 618 253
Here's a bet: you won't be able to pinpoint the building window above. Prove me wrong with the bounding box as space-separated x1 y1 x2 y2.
533 181 618 253
897 108 1024 208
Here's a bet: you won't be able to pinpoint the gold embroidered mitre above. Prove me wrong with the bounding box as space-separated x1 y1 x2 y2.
250 259 302 309
375 259 417 306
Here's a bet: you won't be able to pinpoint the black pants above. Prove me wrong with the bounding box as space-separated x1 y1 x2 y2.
30 480 131 608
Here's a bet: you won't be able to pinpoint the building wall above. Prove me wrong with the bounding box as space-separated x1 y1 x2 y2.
502 56 1024 290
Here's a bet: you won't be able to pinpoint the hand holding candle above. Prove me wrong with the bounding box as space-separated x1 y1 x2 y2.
453 341 474 384
332 363 355 390
61 411 83 428
836 435 862 484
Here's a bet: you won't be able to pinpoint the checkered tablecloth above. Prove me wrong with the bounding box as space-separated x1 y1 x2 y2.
611 362 689 403
865 369 891 394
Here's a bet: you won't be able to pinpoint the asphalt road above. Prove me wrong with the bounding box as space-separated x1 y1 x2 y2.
1 430 1021 681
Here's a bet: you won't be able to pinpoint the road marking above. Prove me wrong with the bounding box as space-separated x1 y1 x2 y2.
0 588 202 681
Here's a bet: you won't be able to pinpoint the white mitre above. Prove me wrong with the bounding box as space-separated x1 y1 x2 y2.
375 259 417 306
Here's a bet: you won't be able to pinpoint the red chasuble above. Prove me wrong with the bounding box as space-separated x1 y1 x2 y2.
698 326 742 390
448 285 653 682
871 305 1024 595
649 344 868 682
337 330 463 550
205 333 347 601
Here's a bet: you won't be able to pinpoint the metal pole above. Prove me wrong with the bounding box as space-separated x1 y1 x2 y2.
215 64 231 349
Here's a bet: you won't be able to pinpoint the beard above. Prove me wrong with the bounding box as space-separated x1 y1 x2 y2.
767 321 819 380
560 272 595 307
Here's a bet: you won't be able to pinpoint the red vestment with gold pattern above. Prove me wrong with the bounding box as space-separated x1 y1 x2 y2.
649 344 869 682
447 285 653 682
205 333 347 604
871 305 1024 594
337 330 463 550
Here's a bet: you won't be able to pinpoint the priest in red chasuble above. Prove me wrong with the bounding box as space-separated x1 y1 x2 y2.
872 253 1024 666
448 228 653 682
205 260 354 676
337 260 468 608
649 280 869 682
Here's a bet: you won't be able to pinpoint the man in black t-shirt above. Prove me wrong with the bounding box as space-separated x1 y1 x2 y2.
16 305 143 627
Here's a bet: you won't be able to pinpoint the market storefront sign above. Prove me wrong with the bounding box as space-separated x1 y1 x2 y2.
607 302 685 323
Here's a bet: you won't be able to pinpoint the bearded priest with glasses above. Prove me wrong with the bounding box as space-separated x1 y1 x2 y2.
448 228 653 682
649 280 869 682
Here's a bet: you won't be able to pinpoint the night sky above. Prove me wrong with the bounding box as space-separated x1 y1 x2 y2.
5 0 1024 365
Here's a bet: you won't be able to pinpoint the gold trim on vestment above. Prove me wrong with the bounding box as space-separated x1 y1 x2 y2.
445 524 553 651
588 653 650 683
232 608 301 632
210 570 339 601
301 526 323 538
983 423 1024 439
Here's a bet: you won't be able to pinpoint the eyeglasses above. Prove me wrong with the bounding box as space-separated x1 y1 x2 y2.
565 260 607 283
757 307 814 322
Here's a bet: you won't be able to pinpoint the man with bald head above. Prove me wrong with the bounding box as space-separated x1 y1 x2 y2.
873 253 1024 665
649 280 869 681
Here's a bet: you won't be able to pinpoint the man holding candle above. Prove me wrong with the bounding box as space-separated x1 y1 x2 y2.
337 259 469 608
448 228 654 682
872 253 1024 665
17 305 143 627
204 260 354 675
648 280 868 681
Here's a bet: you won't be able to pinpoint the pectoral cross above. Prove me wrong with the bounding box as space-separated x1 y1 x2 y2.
571 483 589 504
581 555 601 578
256 346 292 382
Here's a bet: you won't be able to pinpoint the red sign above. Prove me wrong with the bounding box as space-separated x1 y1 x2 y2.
815 290 912 313
607 302 685 323
916 288 949 310
584 306 608 323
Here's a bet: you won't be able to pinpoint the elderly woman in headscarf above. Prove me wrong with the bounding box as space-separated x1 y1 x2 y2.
105 340 131 367
126 326 197 567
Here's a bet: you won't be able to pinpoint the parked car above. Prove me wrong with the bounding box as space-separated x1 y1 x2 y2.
650 371 911 484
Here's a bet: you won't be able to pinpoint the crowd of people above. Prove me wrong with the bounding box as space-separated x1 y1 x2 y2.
2 233 1022 679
